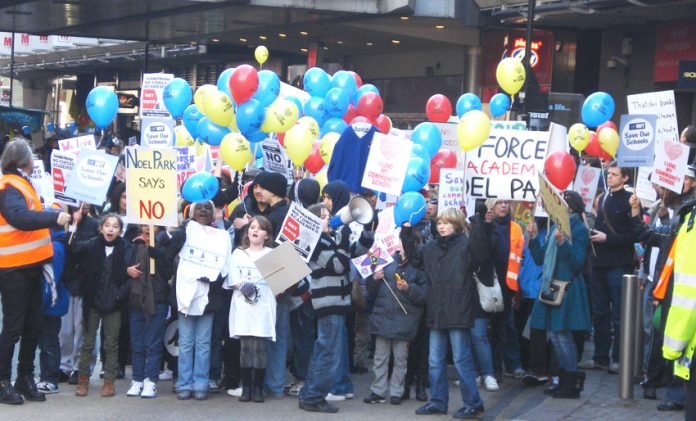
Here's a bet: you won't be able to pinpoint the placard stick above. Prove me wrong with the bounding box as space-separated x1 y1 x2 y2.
67 202 84 245
149 224 156 275
382 279 408 315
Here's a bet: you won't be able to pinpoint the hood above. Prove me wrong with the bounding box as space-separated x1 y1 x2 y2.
290 178 321 209
323 180 351 215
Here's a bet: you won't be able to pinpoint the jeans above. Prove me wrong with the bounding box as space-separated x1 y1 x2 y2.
130 303 168 382
79 308 121 380
491 305 522 374
428 328 483 412
591 266 629 365
289 302 315 381
177 312 213 392
299 314 344 404
265 294 290 396
471 318 495 377
208 306 227 382
330 321 353 395
39 315 62 384
548 330 577 371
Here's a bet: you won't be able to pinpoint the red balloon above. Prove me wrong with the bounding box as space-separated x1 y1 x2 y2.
583 130 611 160
596 120 617 135
375 114 392 134
304 140 324 174
343 104 359 124
348 71 363 88
357 91 383 121
350 116 374 126
228 64 259 104
277 132 285 147
429 149 458 183
426 94 452 123
544 151 577 190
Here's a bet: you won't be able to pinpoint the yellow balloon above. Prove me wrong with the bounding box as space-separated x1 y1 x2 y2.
228 111 239 133
457 110 492 152
320 132 339 164
202 90 235 127
261 99 299 133
194 84 216 116
174 125 195 146
284 124 313 167
568 123 590 152
314 168 328 192
296 116 320 139
220 133 252 172
255 45 269 65
496 58 526 95
598 127 619 158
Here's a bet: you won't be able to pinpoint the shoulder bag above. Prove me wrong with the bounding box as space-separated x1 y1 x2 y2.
473 271 504 313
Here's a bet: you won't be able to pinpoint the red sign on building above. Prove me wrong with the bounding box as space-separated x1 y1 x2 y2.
654 21 696 82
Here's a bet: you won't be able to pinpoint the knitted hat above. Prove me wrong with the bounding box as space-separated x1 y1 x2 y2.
254 171 287 198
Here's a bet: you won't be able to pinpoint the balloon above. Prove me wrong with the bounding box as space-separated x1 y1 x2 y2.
86 87 119 128
598 127 619 158
426 94 452 123
324 88 350 118
581 92 615 128
21 125 31 136
303 97 329 126
182 172 219 203
568 123 590 152
217 68 235 101
331 70 358 103
374 114 392 134
457 110 491 151
193 84 216 115
350 116 373 125
489 93 511 118
252 70 280 106
315 167 328 192
321 117 348 136
285 96 303 116
254 45 269 65
297 116 320 138
303 67 331 98
229 64 259 104
343 104 359 124
175 125 195 146
304 140 324 174
544 151 577 190
220 133 252 172
411 143 431 163
456 93 482 118
320 132 339 164
277 131 285 147
182 104 203 138
46 122 55 132
261 99 299 133
202 89 234 127
357 92 383 121
402 157 430 193
245 130 267 143
596 120 617 135
496 57 526 95
284 124 313 167
348 71 363 88
429 150 458 183
354 84 379 106
394 191 427 226
163 78 192 119
236 99 265 135
197 117 230 146
411 122 442 158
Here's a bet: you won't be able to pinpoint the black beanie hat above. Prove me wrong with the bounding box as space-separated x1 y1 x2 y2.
563 190 585 215
254 171 287 198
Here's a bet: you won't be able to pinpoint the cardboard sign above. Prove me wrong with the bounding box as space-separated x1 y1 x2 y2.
261 138 293 181
351 241 395 279
51 150 78 206
141 117 175 148
652 140 689 194
254 241 312 296
465 129 550 201
275 202 323 262
140 73 174 118
58 134 96 153
361 133 412 196
64 149 118 205
573 166 601 213
538 173 572 241
125 147 178 226
618 114 656 167
438 168 464 213
626 90 679 145
635 167 658 202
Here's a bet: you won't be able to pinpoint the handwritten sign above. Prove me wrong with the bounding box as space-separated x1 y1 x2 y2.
572 166 601 213
351 242 395 279
635 167 658 202
438 168 464 214
361 133 412 196
618 114 656 167
51 150 78 206
125 147 178 226
652 140 689 194
64 149 118 205
58 134 96 153
626 90 679 146
538 173 572 241
275 202 323 262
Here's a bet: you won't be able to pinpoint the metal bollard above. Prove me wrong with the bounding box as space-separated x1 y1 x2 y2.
619 274 638 399
633 279 645 379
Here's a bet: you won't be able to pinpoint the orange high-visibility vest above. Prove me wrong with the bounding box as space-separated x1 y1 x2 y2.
506 222 524 292
654 239 677 300
0 174 53 269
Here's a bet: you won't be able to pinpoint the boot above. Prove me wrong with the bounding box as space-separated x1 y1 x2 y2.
13 375 45 402
552 369 583 399
101 379 115 397
239 368 252 402
0 379 23 405
252 368 265 403
415 382 428 402
75 375 89 397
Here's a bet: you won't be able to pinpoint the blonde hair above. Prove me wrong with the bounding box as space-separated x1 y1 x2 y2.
437 207 466 234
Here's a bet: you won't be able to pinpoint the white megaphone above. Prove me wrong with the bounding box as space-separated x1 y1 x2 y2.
329 196 375 230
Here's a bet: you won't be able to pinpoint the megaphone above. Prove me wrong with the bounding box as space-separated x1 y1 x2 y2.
329 196 374 230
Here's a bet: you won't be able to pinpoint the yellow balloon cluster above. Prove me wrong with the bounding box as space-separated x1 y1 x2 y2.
261 99 299 133
174 125 195 146
598 127 619 158
320 132 339 164
568 123 589 152
220 133 252 172
284 124 314 167
496 58 526 95
457 110 491 151
255 45 269 65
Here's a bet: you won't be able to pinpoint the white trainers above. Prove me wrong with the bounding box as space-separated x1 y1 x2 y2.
141 378 157 398
226 387 243 397
36 381 59 394
325 393 346 401
126 381 144 397
158 370 174 381
484 375 499 391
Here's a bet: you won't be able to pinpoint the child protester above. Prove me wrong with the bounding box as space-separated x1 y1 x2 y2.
224 216 276 403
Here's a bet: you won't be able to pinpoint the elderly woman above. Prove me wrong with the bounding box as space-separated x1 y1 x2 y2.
0 139 70 405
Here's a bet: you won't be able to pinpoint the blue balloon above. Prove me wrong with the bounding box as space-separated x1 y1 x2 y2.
217 68 235 101
582 92 615 128
236 99 265 135
163 78 193 119
86 86 119 128
303 97 329 126
489 93 511 118
182 172 220 203
183 104 203 138
286 96 304 116
21 125 31 136
324 88 350 118
331 70 358 103
455 93 482 118
255 144 264 159
394 191 427 226
410 143 431 163
354 84 379 106
252 70 280 107
303 67 331 98
196 117 230 146
246 130 268 143
411 122 442 159
402 157 430 193
321 118 348 136
46 122 55 132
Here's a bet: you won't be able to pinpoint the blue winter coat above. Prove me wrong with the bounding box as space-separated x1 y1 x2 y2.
43 228 69 317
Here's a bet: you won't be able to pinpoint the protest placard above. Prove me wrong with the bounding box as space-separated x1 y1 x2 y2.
58 134 96 153
538 173 572 241
618 114 656 167
652 139 689 194
140 73 174 118
635 167 658 202
254 241 312 296
64 149 118 205
375 229 402 257
465 129 550 201
573 166 601 213
438 168 464 214
261 138 293 181
361 132 412 196
175 146 196 191
626 90 679 145
51 150 78 206
141 117 175 147
351 242 395 279
275 202 323 262
125 147 178 226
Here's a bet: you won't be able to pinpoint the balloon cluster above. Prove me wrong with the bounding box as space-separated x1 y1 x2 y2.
567 92 617 161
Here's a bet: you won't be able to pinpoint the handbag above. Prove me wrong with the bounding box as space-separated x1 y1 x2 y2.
473 272 504 313
538 279 571 306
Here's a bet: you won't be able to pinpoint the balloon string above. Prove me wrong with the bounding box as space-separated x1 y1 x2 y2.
238 170 248 214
